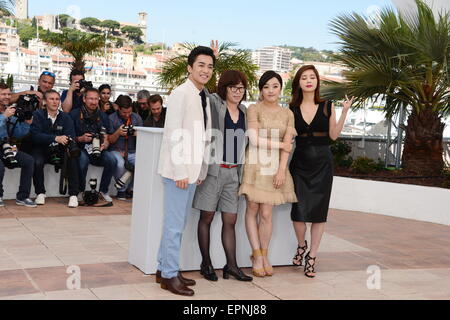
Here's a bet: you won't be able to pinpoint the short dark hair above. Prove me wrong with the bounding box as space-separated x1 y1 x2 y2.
99 84 112 92
115 95 133 109
259 71 283 91
148 94 163 105
217 70 248 101
188 46 216 67
0 83 9 90
44 89 61 100
84 88 99 97
70 70 85 82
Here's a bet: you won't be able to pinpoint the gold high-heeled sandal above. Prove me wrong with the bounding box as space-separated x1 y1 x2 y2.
261 249 274 276
250 249 266 278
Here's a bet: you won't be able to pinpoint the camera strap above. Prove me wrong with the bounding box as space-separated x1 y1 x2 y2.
6 118 18 139
59 150 69 195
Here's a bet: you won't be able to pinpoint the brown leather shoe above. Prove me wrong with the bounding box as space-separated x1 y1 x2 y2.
156 270 196 287
161 276 194 296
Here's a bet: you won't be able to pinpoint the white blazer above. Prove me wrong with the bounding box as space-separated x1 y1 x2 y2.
158 79 212 184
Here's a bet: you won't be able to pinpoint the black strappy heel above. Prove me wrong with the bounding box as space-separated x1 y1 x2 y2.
304 252 317 278
293 240 308 267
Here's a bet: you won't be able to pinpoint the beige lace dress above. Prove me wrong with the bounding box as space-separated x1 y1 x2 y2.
239 103 298 205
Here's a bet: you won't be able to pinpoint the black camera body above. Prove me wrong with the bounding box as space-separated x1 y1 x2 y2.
48 142 63 169
67 138 81 158
16 94 39 122
1 138 19 169
123 125 136 136
83 178 99 206
78 80 93 91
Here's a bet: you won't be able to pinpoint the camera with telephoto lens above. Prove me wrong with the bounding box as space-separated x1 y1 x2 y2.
77 80 93 91
115 161 135 190
1 138 19 169
91 127 106 159
123 125 135 136
15 94 39 122
83 178 100 206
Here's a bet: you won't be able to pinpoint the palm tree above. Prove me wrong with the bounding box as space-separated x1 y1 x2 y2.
158 42 258 94
324 0 449 176
0 0 14 16
41 29 106 71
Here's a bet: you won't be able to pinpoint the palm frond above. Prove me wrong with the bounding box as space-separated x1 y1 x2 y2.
41 30 105 71
0 0 14 15
158 42 258 95
328 0 449 117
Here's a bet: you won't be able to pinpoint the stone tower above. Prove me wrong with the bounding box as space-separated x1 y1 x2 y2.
15 0 29 20
138 12 148 42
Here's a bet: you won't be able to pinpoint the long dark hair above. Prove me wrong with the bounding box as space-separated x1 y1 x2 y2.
289 65 324 108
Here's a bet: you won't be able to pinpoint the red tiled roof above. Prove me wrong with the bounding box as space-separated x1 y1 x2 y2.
144 68 162 73
20 48 37 55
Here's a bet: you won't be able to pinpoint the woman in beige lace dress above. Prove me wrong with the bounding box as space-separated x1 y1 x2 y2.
239 71 297 277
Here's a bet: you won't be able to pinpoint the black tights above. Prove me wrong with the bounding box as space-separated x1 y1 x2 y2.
198 211 238 268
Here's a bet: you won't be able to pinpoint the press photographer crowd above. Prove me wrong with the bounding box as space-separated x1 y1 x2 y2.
0 70 166 209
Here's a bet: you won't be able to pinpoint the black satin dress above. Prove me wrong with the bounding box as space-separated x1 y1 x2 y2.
290 101 334 223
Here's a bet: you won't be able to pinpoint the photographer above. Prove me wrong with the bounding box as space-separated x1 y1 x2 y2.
11 71 56 106
143 94 166 128
0 83 36 208
99 84 119 116
108 95 143 200
62 70 92 113
70 88 117 204
30 90 80 208
135 90 151 121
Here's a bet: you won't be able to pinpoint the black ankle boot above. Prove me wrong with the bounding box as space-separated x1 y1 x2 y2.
223 265 253 282
200 264 218 281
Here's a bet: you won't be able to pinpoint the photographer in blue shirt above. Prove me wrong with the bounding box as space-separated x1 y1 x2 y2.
0 83 36 208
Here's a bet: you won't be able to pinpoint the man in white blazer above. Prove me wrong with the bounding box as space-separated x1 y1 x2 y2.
156 46 215 296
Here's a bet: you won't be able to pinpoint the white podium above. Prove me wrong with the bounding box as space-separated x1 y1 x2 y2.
128 127 298 275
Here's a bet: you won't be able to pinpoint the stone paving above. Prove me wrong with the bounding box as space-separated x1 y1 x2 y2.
1 198 449 300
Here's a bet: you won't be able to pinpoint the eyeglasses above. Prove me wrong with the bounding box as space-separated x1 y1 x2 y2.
228 86 246 94
41 71 56 78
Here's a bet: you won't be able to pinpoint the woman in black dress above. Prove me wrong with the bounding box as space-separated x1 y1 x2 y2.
289 65 353 278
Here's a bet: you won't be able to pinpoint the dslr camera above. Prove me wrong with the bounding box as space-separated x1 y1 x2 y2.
123 125 136 136
91 127 107 159
115 160 135 190
1 138 19 169
49 138 81 172
83 178 100 206
77 80 93 91
15 94 39 122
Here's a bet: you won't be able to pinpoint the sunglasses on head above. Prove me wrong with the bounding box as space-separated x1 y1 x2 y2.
41 71 56 78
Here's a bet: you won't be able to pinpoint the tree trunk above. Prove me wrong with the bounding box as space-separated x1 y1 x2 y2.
71 60 85 72
402 107 445 176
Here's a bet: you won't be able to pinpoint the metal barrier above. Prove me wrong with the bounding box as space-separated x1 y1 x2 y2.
339 135 450 168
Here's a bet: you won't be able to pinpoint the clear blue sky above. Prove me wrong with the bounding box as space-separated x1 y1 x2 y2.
29 0 394 50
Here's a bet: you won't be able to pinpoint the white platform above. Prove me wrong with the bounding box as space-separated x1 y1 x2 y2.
128 128 298 275
330 176 450 226
2 163 114 200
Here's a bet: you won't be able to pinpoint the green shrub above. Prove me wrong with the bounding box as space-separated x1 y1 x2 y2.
331 139 352 168
351 157 379 174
